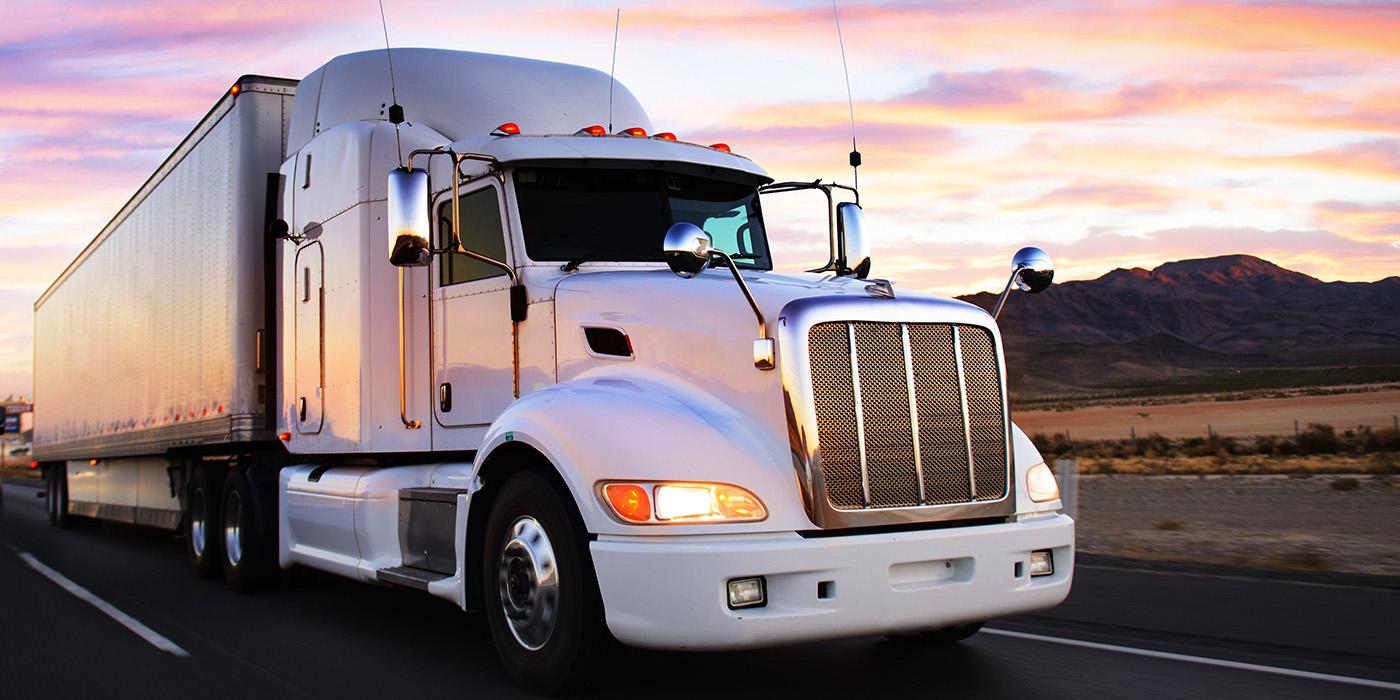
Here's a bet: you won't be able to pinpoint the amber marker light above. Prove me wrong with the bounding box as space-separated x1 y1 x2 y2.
491 122 521 136
709 143 731 152
618 127 647 137
576 124 607 136
229 83 241 96
278 431 292 442
653 132 677 141
603 483 652 522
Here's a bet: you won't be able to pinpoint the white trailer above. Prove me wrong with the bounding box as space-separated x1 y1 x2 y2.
35 49 1072 693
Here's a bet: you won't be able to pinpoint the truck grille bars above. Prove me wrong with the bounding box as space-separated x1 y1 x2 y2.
807 322 1009 511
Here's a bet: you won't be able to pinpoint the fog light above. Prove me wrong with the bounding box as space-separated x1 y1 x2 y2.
1030 550 1054 577
727 577 766 609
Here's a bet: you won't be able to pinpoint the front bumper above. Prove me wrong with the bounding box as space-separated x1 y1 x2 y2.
591 513 1074 650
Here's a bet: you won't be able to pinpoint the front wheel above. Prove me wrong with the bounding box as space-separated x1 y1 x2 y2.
482 470 605 694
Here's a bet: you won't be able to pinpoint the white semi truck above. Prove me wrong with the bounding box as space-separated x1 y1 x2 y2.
34 49 1072 691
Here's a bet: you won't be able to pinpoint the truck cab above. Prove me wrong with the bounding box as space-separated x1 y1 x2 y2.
38 48 1072 693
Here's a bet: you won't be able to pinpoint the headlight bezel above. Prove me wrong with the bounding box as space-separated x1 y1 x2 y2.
596 480 768 525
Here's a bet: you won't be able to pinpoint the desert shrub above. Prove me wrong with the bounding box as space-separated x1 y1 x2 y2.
1297 424 1342 455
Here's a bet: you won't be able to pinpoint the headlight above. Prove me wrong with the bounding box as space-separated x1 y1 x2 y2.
1026 462 1060 503
598 481 767 524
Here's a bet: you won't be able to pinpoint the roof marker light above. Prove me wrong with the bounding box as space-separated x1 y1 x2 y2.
229 83 241 96
576 125 607 136
619 127 647 137
491 122 521 137
709 143 732 153
654 132 677 141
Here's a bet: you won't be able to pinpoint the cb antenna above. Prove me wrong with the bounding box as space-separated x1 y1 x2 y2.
832 0 860 189
378 0 405 168
607 9 621 133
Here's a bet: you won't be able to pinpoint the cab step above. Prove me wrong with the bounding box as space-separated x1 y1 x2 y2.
377 565 452 591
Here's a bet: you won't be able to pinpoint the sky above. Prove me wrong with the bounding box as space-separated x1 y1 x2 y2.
1 0 1398 398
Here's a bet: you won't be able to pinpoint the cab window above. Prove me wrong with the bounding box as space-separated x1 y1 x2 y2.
438 187 509 285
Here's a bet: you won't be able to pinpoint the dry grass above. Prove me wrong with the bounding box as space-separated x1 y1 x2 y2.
1017 387 1400 440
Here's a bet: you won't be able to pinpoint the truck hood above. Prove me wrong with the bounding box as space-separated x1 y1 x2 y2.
552 267 993 461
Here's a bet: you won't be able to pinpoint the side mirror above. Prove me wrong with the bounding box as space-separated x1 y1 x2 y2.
993 246 1055 319
836 202 871 279
662 222 713 278
387 167 431 267
661 222 775 370
1011 246 1055 293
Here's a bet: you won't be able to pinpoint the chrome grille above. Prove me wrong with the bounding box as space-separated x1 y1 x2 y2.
808 322 1009 510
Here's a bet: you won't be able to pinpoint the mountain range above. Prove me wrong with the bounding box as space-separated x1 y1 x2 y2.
958 254 1400 400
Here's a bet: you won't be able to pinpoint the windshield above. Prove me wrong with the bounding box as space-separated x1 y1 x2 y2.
513 167 772 270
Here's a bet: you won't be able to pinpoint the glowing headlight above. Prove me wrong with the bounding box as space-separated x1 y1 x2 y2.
598 481 767 524
1026 462 1060 503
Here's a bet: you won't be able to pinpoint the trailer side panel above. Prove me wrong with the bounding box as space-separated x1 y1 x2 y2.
33 81 295 461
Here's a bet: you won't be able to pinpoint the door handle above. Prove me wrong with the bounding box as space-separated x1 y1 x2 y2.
298 396 307 422
439 382 452 413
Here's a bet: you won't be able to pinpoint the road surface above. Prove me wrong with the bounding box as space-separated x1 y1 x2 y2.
2 478 1397 698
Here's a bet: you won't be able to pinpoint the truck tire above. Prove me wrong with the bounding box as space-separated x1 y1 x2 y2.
47 465 76 529
886 622 984 645
482 469 605 694
186 467 222 579
220 469 273 592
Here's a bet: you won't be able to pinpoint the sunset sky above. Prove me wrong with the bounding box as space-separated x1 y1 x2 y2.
1 0 1398 397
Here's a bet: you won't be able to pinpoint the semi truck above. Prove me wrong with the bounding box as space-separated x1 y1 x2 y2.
33 49 1072 692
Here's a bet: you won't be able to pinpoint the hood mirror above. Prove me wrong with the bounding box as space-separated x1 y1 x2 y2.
659 222 774 370
662 222 714 278
387 167 431 267
993 246 1055 319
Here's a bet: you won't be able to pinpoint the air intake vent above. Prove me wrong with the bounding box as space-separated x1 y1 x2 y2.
584 327 632 357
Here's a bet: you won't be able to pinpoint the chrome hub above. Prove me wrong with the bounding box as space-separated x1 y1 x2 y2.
223 490 243 567
497 516 559 651
190 487 207 557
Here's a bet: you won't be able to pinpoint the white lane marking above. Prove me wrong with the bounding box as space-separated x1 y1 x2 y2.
984 628 1400 691
18 552 190 658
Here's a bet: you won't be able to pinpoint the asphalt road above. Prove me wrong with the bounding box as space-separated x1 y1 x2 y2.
2 478 1397 699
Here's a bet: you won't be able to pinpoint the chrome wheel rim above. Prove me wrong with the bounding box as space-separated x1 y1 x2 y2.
190 487 207 558
223 490 243 568
497 516 559 651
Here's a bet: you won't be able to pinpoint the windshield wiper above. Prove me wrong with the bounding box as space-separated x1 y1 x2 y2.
561 255 601 272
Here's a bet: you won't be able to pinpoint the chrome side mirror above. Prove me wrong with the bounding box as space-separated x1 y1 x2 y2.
662 222 714 278
659 222 775 370
836 202 871 279
993 246 1055 319
387 167 431 267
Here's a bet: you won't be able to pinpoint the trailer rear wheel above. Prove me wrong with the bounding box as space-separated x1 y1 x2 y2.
220 469 273 592
482 469 604 694
186 467 222 579
46 465 76 529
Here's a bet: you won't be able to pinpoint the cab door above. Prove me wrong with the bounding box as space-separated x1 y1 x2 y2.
432 182 515 429
294 242 324 434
